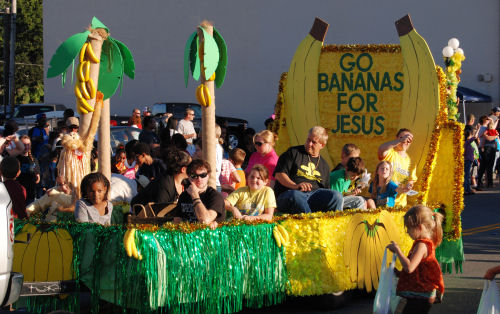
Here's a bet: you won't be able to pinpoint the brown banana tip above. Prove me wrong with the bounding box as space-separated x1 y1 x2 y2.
309 17 329 42
395 15 414 37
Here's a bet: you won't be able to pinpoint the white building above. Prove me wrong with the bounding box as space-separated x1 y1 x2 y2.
43 0 499 128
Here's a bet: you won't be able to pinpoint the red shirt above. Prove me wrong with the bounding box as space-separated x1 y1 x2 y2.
3 179 27 219
397 238 445 302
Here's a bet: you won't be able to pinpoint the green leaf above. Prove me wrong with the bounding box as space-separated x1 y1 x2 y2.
98 39 123 100
91 17 109 33
213 28 227 88
184 31 197 87
111 37 135 79
192 36 200 81
46 31 90 78
199 27 219 80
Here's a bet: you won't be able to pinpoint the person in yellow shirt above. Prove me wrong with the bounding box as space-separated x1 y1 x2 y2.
377 128 417 207
224 164 276 221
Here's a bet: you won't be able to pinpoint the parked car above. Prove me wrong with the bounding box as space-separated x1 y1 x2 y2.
0 183 23 307
6 103 68 130
95 126 141 155
152 102 248 149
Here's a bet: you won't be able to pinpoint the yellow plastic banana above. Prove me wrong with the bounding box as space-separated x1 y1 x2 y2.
129 229 142 260
195 84 205 106
79 43 88 63
76 105 88 115
83 61 90 81
77 62 85 82
273 227 282 248
123 229 132 257
80 81 91 100
86 78 96 99
77 97 94 113
277 225 289 243
396 15 440 179
284 18 333 166
201 84 211 107
85 43 100 63
208 72 216 81
74 84 83 99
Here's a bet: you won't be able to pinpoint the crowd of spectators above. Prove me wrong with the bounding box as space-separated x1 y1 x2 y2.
1 104 497 227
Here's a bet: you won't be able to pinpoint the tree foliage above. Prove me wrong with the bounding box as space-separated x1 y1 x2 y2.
0 0 43 105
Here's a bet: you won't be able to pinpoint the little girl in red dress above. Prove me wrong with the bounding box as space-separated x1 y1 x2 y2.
387 205 445 314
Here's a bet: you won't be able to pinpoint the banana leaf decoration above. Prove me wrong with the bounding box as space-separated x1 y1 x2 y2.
184 27 227 89
47 17 135 100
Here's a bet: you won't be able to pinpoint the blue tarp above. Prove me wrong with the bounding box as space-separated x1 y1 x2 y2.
457 86 492 103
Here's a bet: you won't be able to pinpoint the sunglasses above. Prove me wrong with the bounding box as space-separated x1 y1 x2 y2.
190 172 208 179
255 141 265 147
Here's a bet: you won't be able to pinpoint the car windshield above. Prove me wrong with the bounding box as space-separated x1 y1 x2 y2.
14 106 55 118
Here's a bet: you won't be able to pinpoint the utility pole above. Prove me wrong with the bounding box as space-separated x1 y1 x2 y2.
8 0 16 116
2 7 10 118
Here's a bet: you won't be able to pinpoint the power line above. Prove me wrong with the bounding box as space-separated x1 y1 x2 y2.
0 60 42 67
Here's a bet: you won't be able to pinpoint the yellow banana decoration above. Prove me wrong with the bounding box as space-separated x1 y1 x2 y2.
273 228 282 248
195 84 212 107
77 97 94 113
208 72 216 81
343 211 401 292
83 61 90 81
77 62 85 82
277 225 290 244
79 43 88 63
123 229 132 257
80 81 91 100
86 78 96 99
85 43 100 63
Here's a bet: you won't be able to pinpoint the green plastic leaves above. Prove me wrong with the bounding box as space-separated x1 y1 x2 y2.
47 17 135 100
47 31 90 78
98 39 123 100
184 26 228 88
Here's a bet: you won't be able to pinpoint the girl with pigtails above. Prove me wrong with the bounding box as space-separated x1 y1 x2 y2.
387 205 445 314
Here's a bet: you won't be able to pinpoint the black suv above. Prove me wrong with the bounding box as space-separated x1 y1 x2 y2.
152 102 248 150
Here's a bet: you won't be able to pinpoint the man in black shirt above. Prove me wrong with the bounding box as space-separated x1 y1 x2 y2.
133 142 166 182
138 116 160 150
274 126 342 213
173 159 225 226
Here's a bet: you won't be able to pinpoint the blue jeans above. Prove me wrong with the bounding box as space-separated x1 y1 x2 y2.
464 159 473 193
277 189 343 214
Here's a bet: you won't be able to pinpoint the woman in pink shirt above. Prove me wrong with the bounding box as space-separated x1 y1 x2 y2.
245 130 279 187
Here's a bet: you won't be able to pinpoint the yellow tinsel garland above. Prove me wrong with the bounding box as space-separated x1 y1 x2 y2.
322 44 401 53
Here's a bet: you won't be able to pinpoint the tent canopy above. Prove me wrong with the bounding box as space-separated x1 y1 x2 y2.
457 86 492 103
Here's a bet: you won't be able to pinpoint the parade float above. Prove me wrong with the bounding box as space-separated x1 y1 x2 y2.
13 14 465 313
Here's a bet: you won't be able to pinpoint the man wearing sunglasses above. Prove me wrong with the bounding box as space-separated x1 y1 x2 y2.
177 108 197 156
274 126 343 213
173 159 225 226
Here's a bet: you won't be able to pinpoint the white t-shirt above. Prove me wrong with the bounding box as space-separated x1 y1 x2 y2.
109 173 138 203
176 119 196 144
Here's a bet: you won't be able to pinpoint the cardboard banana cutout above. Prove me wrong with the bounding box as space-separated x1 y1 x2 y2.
343 211 400 293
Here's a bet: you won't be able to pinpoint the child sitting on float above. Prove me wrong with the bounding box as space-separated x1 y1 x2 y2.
74 172 113 225
224 164 276 222
367 161 399 208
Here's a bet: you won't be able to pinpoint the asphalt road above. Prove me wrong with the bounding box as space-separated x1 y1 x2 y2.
244 184 500 314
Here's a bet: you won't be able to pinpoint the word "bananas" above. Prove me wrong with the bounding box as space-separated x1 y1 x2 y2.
74 42 99 114
195 83 212 107
123 228 142 260
273 224 290 248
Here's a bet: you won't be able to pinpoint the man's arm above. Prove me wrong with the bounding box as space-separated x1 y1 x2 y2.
275 172 312 191
377 133 413 160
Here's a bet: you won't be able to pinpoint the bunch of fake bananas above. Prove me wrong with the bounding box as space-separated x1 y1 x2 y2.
272 224 290 248
74 42 100 114
195 83 212 107
343 211 400 292
123 228 142 260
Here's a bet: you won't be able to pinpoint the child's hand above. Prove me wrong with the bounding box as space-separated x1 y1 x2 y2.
387 241 399 253
233 210 243 219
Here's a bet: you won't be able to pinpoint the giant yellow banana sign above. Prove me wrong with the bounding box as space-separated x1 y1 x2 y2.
277 15 440 178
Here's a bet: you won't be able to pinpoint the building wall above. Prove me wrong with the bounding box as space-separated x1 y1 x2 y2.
43 0 499 128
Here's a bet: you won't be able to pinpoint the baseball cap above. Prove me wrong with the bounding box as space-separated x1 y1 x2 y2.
493 106 500 113
66 116 80 127
135 175 150 189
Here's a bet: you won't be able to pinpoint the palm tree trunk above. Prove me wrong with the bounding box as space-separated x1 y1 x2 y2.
198 25 217 188
98 98 111 180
